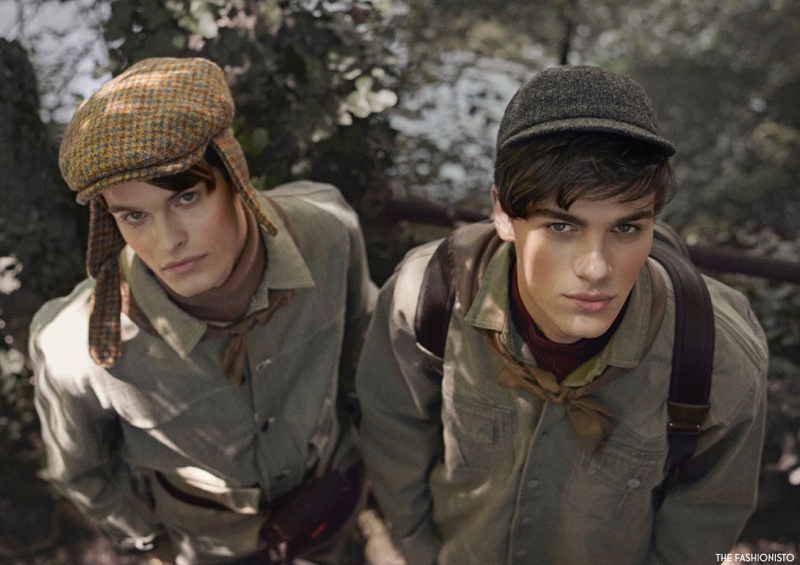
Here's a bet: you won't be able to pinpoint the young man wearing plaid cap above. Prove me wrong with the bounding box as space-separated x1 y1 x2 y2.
30 57 374 564
355 65 769 565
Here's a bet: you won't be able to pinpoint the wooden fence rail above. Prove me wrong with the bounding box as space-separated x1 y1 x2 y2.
377 197 800 285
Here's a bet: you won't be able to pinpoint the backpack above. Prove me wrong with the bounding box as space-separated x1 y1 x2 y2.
413 220 714 509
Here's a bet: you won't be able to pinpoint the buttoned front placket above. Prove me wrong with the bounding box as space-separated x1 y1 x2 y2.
498 266 658 565
247 342 308 501
508 399 589 565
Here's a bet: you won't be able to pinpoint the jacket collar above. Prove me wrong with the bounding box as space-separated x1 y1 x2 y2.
120 194 314 358
465 242 654 386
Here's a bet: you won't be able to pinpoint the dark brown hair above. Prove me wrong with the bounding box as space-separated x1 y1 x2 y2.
149 145 228 193
494 132 675 219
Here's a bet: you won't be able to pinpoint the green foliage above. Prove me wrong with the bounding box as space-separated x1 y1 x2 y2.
698 227 800 381
0 348 35 468
0 39 86 470
569 0 800 238
392 0 800 239
397 0 565 64
104 0 399 207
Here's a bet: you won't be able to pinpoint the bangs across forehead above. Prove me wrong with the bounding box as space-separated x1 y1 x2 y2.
496 132 675 219
549 169 662 212
148 146 226 193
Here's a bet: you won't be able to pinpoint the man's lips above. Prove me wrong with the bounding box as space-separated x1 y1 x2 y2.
565 293 614 313
162 254 206 274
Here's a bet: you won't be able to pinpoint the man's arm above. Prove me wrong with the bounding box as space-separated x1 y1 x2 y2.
337 199 377 395
31 330 163 551
355 246 445 565
649 287 769 565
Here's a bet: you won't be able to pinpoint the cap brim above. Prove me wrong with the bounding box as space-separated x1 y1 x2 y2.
500 117 677 156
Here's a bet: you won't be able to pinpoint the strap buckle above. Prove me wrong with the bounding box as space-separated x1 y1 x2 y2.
667 400 710 434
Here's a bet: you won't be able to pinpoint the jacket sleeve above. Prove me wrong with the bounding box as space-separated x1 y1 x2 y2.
30 324 162 550
648 285 769 565
337 202 377 398
355 246 444 565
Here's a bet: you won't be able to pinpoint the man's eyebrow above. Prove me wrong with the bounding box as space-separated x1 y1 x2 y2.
105 189 186 214
617 209 655 223
530 207 587 227
530 206 655 226
106 203 138 214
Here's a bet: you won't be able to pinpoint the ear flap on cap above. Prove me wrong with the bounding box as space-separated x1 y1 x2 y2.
210 131 278 237
86 199 127 368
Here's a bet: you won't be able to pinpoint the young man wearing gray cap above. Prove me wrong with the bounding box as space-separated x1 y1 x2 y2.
355 65 768 564
30 57 373 564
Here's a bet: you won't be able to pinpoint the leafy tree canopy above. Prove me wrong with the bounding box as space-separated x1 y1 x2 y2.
104 0 399 207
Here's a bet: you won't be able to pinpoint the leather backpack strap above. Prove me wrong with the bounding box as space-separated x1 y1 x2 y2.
414 221 500 364
650 236 715 509
450 222 506 317
414 236 455 363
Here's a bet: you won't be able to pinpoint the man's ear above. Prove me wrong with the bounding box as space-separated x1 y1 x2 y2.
491 185 515 242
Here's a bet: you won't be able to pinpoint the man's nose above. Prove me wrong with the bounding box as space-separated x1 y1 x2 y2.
574 238 612 282
156 217 186 253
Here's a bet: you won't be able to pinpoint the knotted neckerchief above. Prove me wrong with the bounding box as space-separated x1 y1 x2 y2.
122 198 296 386
123 283 292 387
443 221 667 456
204 290 293 386
489 260 667 455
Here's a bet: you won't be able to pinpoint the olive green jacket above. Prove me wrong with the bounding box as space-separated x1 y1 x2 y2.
355 236 768 565
31 182 374 564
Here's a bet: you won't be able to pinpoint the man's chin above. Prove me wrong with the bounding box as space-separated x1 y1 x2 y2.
564 316 617 342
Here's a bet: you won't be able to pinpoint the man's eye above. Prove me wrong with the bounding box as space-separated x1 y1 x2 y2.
179 192 197 204
615 224 638 234
124 212 144 223
549 223 571 233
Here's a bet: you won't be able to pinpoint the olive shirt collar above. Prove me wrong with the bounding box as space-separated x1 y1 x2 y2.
119 198 314 359
464 241 654 388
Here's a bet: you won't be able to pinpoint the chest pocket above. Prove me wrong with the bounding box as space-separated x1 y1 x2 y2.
562 423 667 521
442 390 515 484
103 347 236 429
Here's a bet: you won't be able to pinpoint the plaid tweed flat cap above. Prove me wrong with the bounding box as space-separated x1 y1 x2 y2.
61 57 233 202
497 65 676 156
58 57 276 368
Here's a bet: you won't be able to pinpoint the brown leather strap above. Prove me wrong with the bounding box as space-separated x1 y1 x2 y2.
650 237 715 509
415 221 500 362
154 472 236 512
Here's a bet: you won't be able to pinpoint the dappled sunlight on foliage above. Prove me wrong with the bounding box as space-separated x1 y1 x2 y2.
104 0 399 207
697 226 800 373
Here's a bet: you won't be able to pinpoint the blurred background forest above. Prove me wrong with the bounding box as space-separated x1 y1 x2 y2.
0 0 799 563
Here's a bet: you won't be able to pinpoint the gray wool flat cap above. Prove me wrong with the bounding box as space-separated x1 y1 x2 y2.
497 65 676 156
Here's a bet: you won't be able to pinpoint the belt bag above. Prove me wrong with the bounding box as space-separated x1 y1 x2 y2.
264 460 365 561
155 461 365 561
